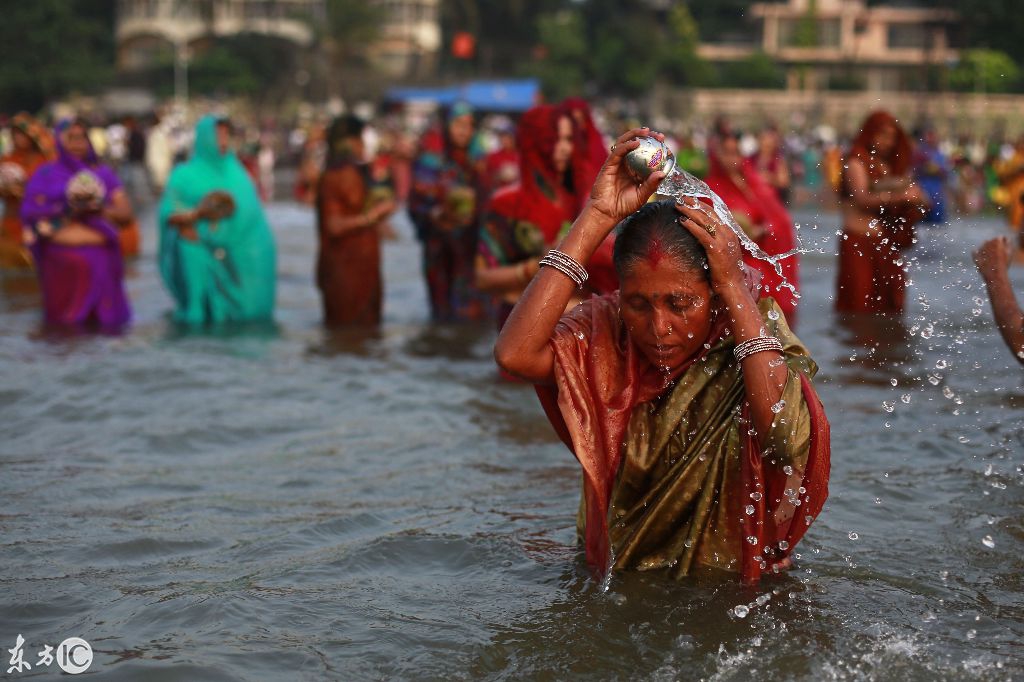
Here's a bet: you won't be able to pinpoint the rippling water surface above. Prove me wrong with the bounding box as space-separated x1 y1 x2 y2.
1 203 1022 681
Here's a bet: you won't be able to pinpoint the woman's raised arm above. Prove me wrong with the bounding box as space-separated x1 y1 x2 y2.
494 127 666 384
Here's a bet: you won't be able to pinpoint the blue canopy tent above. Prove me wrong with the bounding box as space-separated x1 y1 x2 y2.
385 79 540 112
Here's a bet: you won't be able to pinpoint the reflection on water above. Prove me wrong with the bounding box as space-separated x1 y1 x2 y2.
0 205 1021 679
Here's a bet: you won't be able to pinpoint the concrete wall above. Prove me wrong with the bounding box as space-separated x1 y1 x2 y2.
652 88 1024 137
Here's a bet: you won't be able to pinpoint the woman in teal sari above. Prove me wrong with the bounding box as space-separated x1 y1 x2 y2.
158 116 276 324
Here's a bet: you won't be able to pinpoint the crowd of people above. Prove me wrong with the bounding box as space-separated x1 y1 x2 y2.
2 98 1022 585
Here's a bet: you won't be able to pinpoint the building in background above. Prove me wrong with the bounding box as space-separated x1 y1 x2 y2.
368 0 441 80
698 0 959 92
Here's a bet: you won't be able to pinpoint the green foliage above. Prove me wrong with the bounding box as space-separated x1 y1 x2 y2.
528 11 588 100
948 49 1021 93
324 0 385 56
793 0 819 48
0 0 116 111
525 2 715 98
717 52 785 89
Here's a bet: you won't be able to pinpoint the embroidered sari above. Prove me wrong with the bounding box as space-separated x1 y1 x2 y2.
538 294 830 584
20 120 130 328
408 120 490 322
158 116 276 325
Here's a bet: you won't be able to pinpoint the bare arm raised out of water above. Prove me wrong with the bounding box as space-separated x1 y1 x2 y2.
494 127 666 384
975 237 1024 364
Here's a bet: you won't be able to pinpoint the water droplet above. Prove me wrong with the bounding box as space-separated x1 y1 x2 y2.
777 540 789 551
771 399 786 414
942 386 955 399
927 374 941 386
848 531 859 541
966 629 977 640
732 604 750 618
981 535 995 549
750 492 763 502
745 504 755 515
783 465 794 475
746 536 758 545
574 331 585 340
984 463 993 477
767 309 780 321
882 400 895 413
935 359 948 369
900 393 911 404
890 378 898 386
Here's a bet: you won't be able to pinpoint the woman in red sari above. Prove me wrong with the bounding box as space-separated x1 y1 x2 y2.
0 113 55 268
705 132 800 324
315 115 397 326
494 128 830 584
475 105 579 326
836 111 928 314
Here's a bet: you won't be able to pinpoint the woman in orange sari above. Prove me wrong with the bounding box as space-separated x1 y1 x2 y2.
495 128 830 583
315 115 397 326
836 111 928 314
0 113 55 267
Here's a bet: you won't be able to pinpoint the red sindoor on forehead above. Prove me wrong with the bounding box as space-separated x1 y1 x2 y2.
644 237 668 267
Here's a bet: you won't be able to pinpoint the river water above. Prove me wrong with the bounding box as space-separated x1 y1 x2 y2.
1 202 1022 681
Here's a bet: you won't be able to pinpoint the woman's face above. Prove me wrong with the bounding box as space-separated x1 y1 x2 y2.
215 122 233 155
620 256 714 370
448 114 474 149
61 125 91 161
717 137 743 174
11 129 32 153
552 115 574 174
871 123 897 157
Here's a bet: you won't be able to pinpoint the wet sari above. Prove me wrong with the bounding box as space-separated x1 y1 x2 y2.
20 120 130 328
538 294 830 584
158 116 276 325
316 144 389 326
1 113 55 268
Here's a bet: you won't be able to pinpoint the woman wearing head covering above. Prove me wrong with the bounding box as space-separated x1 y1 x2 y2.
158 115 276 325
408 103 490 322
475 105 580 327
837 111 928 314
0 113 55 268
315 114 397 326
19 118 132 328
494 128 829 583
705 131 800 324
561 98 607 212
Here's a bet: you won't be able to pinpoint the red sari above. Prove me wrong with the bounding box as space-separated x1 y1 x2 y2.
705 152 800 322
836 110 918 314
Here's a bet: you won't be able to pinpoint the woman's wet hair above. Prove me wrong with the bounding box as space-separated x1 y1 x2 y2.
613 200 709 281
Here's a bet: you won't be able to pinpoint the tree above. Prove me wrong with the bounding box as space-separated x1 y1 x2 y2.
527 11 588 100
948 49 1021 94
0 0 116 111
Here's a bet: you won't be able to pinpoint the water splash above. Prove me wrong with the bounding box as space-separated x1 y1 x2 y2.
655 167 810 279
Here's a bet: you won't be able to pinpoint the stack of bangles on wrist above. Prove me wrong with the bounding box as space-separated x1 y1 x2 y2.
733 335 784 362
539 249 588 288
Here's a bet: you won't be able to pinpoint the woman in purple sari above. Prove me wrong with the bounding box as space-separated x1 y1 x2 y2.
20 119 132 329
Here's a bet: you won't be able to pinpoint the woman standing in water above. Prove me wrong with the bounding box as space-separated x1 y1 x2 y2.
0 113 54 268
495 128 830 583
408 103 489 322
475 105 580 327
20 119 133 329
836 111 928 314
315 114 397 326
705 131 800 324
159 116 276 325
